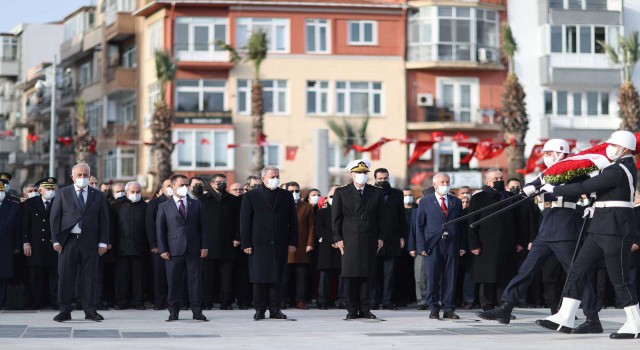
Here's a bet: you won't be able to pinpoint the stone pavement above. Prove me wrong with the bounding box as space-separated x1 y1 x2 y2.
1 306 640 349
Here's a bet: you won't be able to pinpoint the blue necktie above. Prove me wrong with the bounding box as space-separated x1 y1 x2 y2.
77 189 85 229
178 199 186 220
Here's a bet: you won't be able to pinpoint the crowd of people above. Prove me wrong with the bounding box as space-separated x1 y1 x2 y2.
1 131 640 339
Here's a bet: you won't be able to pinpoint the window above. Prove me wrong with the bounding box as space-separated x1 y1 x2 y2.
119 100 136 124
236 18 289 53
79 62 91 87
175 130 233 169
264 145 280 167
305 19 330 53
306 80 330 115
328 145 354 170
63 13 84 41
544 91 553 114
437 78 478 122
557 91 568 115
105 147 136 181
348 20 377 45
148 81 161 113
0 36 17 61
549 0 607 10
549 25 619 54
147 20 163 58
550 26 563 53
176 79 226 112
336 81 383 116
122 45 137 68
86 100 101 137
544 90 611 116
175 17 227 61
237 79 288 115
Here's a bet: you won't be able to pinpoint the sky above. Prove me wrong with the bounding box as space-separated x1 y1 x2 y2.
0 0 96 33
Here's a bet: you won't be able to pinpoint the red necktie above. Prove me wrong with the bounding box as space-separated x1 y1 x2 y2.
440 196 447 217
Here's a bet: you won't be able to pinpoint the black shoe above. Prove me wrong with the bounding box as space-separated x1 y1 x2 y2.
535 319 572 334
360 311 377 319
443 311 460 320
476 302 514 324
610 332 640 339
429 310 440 319
269 309 287 319
319 304 328 310
96 301 108 311
114 304 128 310
253 311 265 320
85 312 104 321
571 318 603 334
462 302 474 310
346 312 358 320
154 304 167 310
382 304 398 310
417 304 428 311
239 304 250 310
220 304 233 310
193 313 209 322
133 304 146 310
53 312 71 322
166 313 179 322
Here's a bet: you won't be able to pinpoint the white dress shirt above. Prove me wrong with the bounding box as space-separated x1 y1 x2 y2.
435 192 448 209
174 196 187 212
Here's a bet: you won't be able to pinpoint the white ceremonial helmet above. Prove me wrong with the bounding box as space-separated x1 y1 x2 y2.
542 139 570 154
607 130 637 151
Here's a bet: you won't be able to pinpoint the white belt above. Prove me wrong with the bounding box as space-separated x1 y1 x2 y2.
594 201 633 208
544 202 576 209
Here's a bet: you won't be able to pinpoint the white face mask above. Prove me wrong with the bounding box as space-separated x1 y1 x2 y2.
28 192 39 199
75 177 89 188
292 192 300 202
436 185 451 196
176 185 189 197
543 155 557 168
577 198 590 207
114 191 125 199
354 173 368 185
0 191 5 201
266 178 280 190
128 193 141 203
309 195 320 205
328 198 333 206
165 187 174 197
43 190 56 200
606 145 622 161
404 195 414 205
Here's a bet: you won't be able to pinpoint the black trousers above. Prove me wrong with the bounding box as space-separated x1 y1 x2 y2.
630 266 640 302
29 265 58 307
284 264 308 304
253 283 281 312
150 252 168 305
370 256 395 306
565 233 637 308
479 283 505 310
203 259 234 306
166 253 203 313
318 270 343 305
58 235 99 314
115 255 145 306
233 251 251 306
344 276 370 313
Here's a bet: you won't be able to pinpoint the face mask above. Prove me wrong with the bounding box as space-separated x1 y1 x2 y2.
376 181 390 189
75 177 89 188
0 191 5 201
28 192 39 199
509 187 521 194
292 192 300 202
328 198 333 206
492 180 505 192
354 173 368 185
128 193 141 203
266 178 280 190
436 185 450 196
103 190 113 199
606 145 622 161
543 155 557 168
309 195 320 205
250 184 260 190
403 195 414 205
191 184 204 196
43 190 56 200
176 185 189 197
165 187 174 197
577 198 590 207
216 183 227 192
114 191 125 199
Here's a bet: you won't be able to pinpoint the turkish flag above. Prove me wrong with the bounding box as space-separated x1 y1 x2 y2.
200 138 210 145
257 133 268 146
371 147 381 160
27 133 40 144
407 141 435 166
174 139 185 145
351 138 393 153
430 131 445 142
286 146 298 161
227 143 240 149
456 141 478 165
410 171 428 186
57 136 73 147
521 143 546 174
452 132 468 141
116 140 129 146
474 140 508 161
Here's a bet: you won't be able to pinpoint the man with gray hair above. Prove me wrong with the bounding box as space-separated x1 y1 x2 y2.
111 181 147 310
50 163 110 322
241 166 298 320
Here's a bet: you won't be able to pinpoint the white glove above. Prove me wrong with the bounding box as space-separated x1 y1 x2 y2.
523 185 536 196
540 184 555 194
582 206 594 219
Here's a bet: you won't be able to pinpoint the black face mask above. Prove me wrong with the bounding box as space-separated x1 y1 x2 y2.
192 184 204 196
509 187 521 194
492 180 505 192
376 181 390 189
103 190 113 199
250 184 260 190
216 183 227 192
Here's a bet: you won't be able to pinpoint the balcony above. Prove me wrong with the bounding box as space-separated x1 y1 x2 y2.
539 55 621 87
0 137 18 154
541 114 620 140
105 67 136 95
60 34 83 62
104 12 136 43
406 44 504 70
0 98 12 117
83 25 103 52
408 106 501 131
0 60 18 77
541 0 623 26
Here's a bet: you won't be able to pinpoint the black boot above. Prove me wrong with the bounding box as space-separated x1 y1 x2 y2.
572 315 603 334
476 302 514 324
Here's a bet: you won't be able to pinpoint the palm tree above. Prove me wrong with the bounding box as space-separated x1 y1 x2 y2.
219 31 268 174
151 50 177 194
73 98 95 168
499 23 528 180
599 31 640 131
327 115 369 156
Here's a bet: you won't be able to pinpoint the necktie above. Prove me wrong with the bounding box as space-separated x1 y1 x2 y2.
440 196 447 217
179 199 186 220
358 188 363 196
44 201 50 213
77 189 85 229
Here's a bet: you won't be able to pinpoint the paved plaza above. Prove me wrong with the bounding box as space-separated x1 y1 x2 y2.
1 306 640 349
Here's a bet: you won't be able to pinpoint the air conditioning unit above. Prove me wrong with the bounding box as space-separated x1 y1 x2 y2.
417 93 434 107
478 48 494 63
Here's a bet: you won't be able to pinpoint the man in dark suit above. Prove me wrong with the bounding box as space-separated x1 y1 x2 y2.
370 168 406 310
0 180 20 309
416 172 464 320
50 163 110 322
157 174 209 322
22 177 59 310
333 159 384 320
240 166 298 321
145 178 172 310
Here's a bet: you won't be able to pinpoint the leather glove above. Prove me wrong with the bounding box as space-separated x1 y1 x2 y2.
582 206 594 219
523 185 536 196
540 184 555 194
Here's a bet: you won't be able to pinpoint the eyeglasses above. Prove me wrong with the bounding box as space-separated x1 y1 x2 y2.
230 188 243 192
213 181 227 185
289 190 300 193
